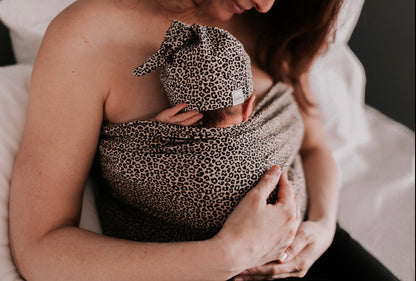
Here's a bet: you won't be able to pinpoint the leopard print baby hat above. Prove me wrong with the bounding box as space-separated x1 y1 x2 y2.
93 83 308 242
133 20 253 112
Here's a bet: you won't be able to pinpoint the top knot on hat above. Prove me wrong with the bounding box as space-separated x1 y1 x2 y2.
133 20 253 112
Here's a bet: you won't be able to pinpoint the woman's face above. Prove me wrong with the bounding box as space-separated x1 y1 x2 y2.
162 0 275 22
204 0 275 21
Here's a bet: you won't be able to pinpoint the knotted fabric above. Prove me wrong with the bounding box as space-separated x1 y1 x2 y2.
133 20 253 112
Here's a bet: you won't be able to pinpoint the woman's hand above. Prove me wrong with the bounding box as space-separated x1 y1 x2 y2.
152 103 203 126
214 166 301 274
233 220 336 280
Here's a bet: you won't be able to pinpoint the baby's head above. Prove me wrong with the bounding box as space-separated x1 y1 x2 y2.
200 94 255 128
133 21 254 127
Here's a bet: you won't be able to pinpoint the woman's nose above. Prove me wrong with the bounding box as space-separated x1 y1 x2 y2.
252 0 274 13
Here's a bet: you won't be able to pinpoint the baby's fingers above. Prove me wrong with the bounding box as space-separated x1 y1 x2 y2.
176 112 203 126
163 103 188 116
153 103 188 122
170 111 202 125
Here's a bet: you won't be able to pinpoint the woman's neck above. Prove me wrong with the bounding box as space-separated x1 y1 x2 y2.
153 0 203 22
151 0 228 27
154 0 202 13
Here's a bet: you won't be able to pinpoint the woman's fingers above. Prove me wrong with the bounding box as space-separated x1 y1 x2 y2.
280 226 311 263
217 166 308 273
295 195 300 220
249 165 282 201
274 170 294 206
234 247 314 280
233 261 296 280
275 246 315 279
234 221 336 280
233 262 279 280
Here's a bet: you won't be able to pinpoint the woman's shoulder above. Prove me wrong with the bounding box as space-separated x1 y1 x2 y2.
42 0 166 76
47 0 144 48
37 0 154 91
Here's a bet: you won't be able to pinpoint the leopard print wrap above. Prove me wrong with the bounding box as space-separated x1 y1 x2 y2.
132 20 253 112
93 83 307 242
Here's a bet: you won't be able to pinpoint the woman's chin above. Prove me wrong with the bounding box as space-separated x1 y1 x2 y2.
215 12 234 22
203 2 235 22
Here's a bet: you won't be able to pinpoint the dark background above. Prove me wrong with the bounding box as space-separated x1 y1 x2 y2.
1 1 415 131
0 20 15 66
349 0 415 131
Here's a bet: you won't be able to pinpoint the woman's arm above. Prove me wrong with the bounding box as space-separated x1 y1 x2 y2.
9 6 299 281
271 75 339 279
233 74 339 280
297 73 339 228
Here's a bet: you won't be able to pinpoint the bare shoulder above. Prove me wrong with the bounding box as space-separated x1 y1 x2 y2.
37 0 171 122
35 0 120 101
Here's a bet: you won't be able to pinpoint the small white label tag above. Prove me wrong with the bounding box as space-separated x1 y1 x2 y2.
232 89 245 106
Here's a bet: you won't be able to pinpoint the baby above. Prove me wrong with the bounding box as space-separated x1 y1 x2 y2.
133 20 255 128
93 21 307 243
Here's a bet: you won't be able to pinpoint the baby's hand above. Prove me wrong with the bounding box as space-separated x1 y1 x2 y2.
152 103 203 126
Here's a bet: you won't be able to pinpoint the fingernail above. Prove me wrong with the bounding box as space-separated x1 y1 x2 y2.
278 168 286 179
272 165 281 174
279 252 288 262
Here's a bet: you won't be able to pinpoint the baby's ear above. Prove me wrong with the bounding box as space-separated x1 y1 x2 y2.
242 95 255 122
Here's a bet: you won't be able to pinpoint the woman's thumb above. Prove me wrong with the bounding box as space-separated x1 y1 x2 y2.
276 170 295 205
254 165 282 200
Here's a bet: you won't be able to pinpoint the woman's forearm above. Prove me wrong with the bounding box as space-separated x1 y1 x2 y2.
301 146 339 227
17 226 235 281
299 73 339 228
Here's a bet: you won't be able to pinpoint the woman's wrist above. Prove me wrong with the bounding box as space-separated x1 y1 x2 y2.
211 231 247 278
307 212 337 236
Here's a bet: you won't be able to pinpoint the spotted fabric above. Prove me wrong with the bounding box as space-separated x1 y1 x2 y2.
132 20 253 112
93 83 308 242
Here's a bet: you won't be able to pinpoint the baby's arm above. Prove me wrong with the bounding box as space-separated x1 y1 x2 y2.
152 103 203 126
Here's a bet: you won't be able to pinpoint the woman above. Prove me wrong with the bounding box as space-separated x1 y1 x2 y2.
9 0 399 280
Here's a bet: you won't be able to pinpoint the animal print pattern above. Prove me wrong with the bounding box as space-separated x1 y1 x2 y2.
132 21 253 112
93 83 308 242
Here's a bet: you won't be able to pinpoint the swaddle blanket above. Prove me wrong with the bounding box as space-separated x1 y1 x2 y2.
93 83 307 242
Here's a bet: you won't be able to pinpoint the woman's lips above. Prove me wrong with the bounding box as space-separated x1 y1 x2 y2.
230 0 246 14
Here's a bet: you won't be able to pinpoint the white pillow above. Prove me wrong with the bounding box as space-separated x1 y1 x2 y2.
335 0 365 43
309 43 370 165
308 0 370 167
0 64 100 281
0 0 75 64
0 64 32 281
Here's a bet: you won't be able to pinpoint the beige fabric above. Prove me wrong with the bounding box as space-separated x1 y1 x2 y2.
93 83 307 242
133 21 253 112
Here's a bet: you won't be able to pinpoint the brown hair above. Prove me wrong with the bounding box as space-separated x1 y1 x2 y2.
253 0 344 109
201 104 243 127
